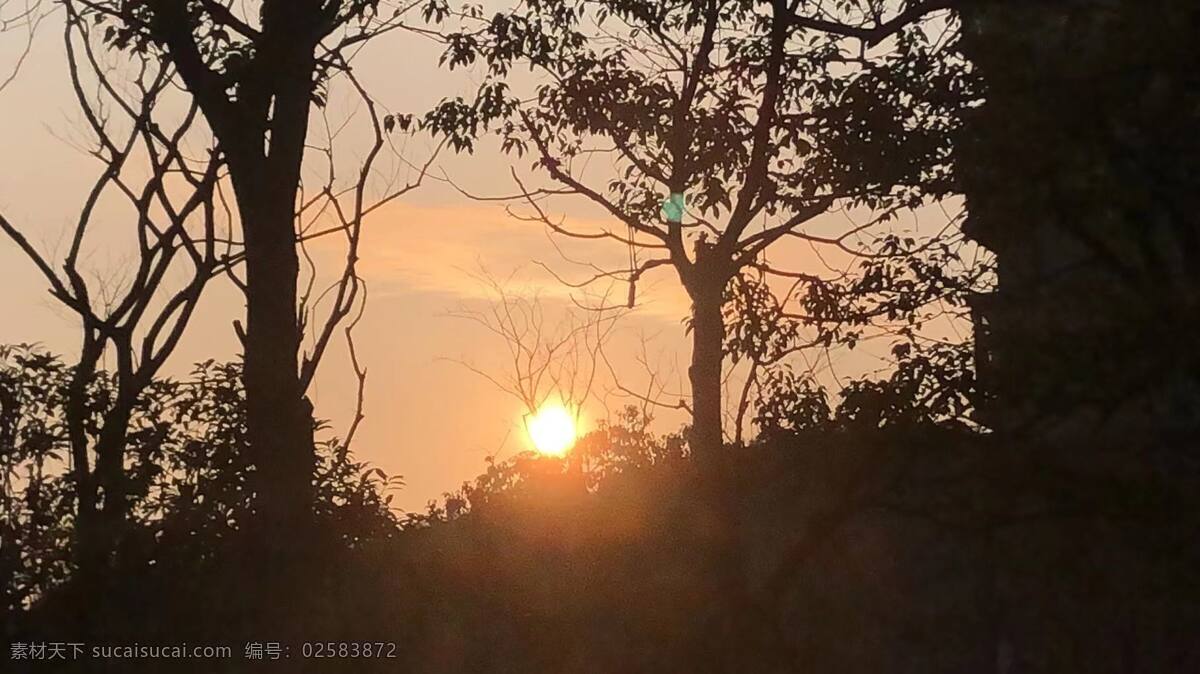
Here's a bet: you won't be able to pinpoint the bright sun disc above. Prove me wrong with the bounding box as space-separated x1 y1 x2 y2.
527 404 577 457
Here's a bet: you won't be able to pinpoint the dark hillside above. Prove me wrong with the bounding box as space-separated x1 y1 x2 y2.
10 420 1198 673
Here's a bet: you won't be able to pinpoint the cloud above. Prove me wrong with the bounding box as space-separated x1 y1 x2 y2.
319 198 693 322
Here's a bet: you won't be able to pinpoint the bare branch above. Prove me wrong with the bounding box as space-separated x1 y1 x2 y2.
788 0 963 47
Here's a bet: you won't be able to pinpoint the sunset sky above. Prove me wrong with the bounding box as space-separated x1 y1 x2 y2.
0 15 939 512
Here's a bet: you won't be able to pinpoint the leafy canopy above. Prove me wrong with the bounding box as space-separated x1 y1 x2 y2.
424 0 971 288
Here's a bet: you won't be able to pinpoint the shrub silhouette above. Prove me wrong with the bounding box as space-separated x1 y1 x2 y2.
3 345 1198 673
1 346 399 640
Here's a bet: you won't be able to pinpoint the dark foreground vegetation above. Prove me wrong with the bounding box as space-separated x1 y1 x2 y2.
3 347 1198 672
2 0 1198 671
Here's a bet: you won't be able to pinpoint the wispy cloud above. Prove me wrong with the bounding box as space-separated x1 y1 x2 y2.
317 199 693 321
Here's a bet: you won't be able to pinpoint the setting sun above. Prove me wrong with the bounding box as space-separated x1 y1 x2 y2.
526 403 577 457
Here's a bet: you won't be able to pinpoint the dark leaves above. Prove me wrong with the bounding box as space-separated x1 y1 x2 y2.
0 348 400 607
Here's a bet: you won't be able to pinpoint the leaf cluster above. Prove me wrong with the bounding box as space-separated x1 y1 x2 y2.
0 346 399 610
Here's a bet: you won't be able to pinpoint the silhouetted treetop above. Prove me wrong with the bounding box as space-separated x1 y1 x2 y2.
422 0 975 455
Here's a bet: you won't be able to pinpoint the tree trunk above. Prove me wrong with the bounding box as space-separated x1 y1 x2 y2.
235 171 316 558
222 40 320 567
689 281 726 457
92 344 137 556
67 336 103 600
115 0 325 631
86 399 133 577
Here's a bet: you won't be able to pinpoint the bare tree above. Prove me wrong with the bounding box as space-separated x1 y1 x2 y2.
2 0 436 591
427 0 970 456
0 0 49 93
446 269 621 432
67 0 437 563
444 269 623 491
0 11 223 587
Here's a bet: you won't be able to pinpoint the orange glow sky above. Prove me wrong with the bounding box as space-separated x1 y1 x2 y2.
0 19 952 511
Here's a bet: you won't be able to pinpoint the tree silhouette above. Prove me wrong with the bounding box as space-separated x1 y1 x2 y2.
0 12 225 591
426 0 971 456
445 270 620 423
0 0 48 93
0 347 400 632
71 0 434 581
958 0 1200 434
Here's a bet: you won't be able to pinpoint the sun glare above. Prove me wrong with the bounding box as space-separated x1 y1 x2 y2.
527 403 577 457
